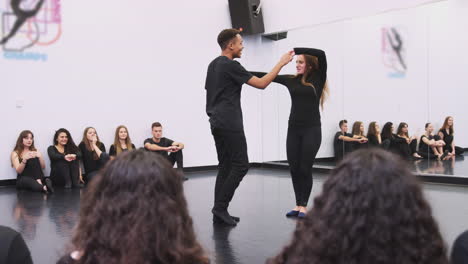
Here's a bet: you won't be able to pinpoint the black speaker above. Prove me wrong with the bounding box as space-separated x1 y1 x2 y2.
228 0 265 35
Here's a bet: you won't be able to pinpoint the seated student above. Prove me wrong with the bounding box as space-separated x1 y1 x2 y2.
334 120 366 161
366 121 382 147
48 129 83 188
267 149 449 264
351 121 368 150
144 122 184 170
109 125 136 159
419 123 448 160
11 130 53 193
0 225 33 264
438 116 465 156
395 122 422 160
79 127 109 183
381 122 407 152
56 150 209 264
452 230 468 264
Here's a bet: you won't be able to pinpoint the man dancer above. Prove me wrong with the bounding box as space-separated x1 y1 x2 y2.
205 28 293 225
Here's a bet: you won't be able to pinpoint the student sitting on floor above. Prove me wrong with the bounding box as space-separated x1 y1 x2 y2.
78 127 109 183
11 130 53 193
267 148 448 264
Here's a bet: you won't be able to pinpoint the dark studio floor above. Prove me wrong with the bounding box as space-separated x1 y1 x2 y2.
1 168 468 264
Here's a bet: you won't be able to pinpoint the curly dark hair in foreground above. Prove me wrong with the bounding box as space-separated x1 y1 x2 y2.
69 149 209 264
268 148 448 264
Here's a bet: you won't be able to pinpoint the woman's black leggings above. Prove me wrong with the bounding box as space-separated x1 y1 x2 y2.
16 177 43 192
286 125 321 207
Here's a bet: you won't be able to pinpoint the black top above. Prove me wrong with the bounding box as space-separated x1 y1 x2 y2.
205 56 254 131
452 230 468 264
418 134 439 153
367 135 381 147
439 129 454 146
251 48 327 127
0 225 33 264
144 137 174 158
47 145 82 167
109 144 136 156
17 157 44 180
78 142 106 174
334 132 353 159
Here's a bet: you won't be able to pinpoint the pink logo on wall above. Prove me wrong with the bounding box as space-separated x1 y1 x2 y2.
0 0 62 61
382 27 407 78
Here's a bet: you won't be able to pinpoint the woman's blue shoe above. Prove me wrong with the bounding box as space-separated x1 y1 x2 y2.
298 212 306 218
286 210 300 217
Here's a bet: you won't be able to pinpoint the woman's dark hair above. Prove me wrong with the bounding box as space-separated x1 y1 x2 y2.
397 122 409 137
53 128 79 154
425 122 431 129
69 150 209 264
13 130 36 162
217 28 241 50
268 149 448 264
366 122 378 138
381 122 394 141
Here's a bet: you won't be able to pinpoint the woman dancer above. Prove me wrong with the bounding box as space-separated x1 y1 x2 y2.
252 47 329 218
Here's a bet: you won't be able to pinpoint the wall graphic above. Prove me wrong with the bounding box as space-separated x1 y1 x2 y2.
0 0 61 61
382 27 407 78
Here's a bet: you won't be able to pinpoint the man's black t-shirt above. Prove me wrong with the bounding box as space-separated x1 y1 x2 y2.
144 138 174 158
205 56 253 131
334 131 353 160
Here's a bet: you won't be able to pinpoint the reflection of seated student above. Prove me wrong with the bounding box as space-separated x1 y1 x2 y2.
144 122 184 169
438 116 465 156
48 129 83 188
109 125 136 159
351 121 368 150
11 130 53 193
452 230 468 264
79 127 109 183
381 122 406 153
334 120 366 161
366 122 382 147
0 225 33 264
395 122 422 160
419 123 448 160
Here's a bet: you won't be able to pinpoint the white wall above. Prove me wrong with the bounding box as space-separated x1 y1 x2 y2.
1 0 466 180
261 0 444 34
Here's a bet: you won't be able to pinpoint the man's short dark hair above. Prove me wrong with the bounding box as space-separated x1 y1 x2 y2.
152 122 162 129
339 120 348 128
217 29 241 50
